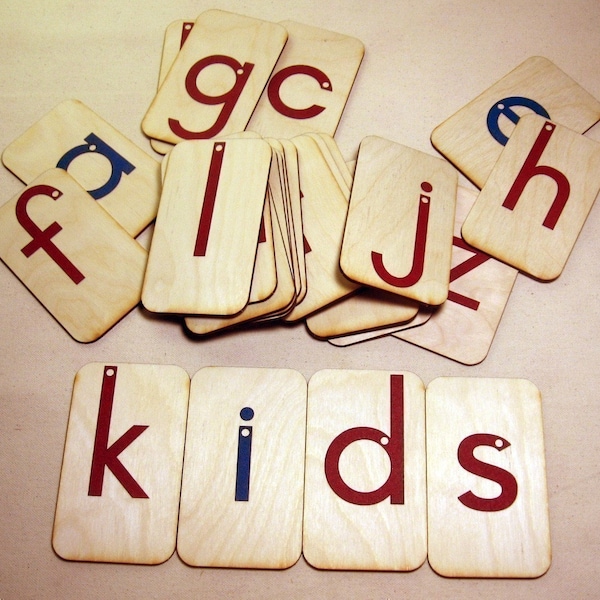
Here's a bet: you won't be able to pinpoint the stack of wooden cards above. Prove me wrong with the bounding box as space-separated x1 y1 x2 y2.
142 10 365 147
2 7 600 368
141 131 363 335
0 99 161 342
309 56 600 364
140 17 600 365
142 124 517 366
137 10 367 333
0 9 366 343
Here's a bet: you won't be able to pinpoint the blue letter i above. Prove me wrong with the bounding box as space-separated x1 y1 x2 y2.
235 407 254 502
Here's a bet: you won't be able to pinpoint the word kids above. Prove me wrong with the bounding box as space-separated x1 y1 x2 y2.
53 364 551 578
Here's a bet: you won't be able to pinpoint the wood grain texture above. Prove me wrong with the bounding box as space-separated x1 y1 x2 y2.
158 130 263 180
306 287 418 339
301 135 422 339
340 136 457 305
396 186 518 364
284 135 358 321
426 377 551 578
184 138 302 333
307 133 354 192
461 115 600 280
184 194 296 334
1 99 161 237
303 369 426 571
247 20 364 138
0 169 147 342
141 138 271 315
177 367 306 568
52 363 190 564
431 56 600 188
142 10 287 144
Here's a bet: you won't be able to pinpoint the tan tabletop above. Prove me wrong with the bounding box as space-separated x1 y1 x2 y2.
1 1 599 598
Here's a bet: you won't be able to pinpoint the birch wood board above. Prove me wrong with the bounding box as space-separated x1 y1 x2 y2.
303 369 427 571
177 367 307 569
142 10 288 144
246 20 364 138
340 135 457 305
426 377 551 578
52 363 190 564
1 99 161 237
395 186 518 364
253 140 304 320
0 169 147 342
249 139 289 304
261 143 301 305
141 138 271 315
461 115 600 280
284 135 358 321
431 56 600 189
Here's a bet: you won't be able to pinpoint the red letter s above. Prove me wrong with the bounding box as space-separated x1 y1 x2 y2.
457 433 518 512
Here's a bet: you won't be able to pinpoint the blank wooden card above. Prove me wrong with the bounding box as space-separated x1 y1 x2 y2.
177 367 307 569
247 20 364 138
462 115 600 280
431 56 600 188
52 363 190 564
304 370 427 571
142 10 288 145
141 138 271 315
395 186 518 364
426 377 551 578
340 136 457 306
0 169 147 342
2 99 161 237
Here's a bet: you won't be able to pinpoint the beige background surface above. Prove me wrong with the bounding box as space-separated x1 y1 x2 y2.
1 1 599 598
